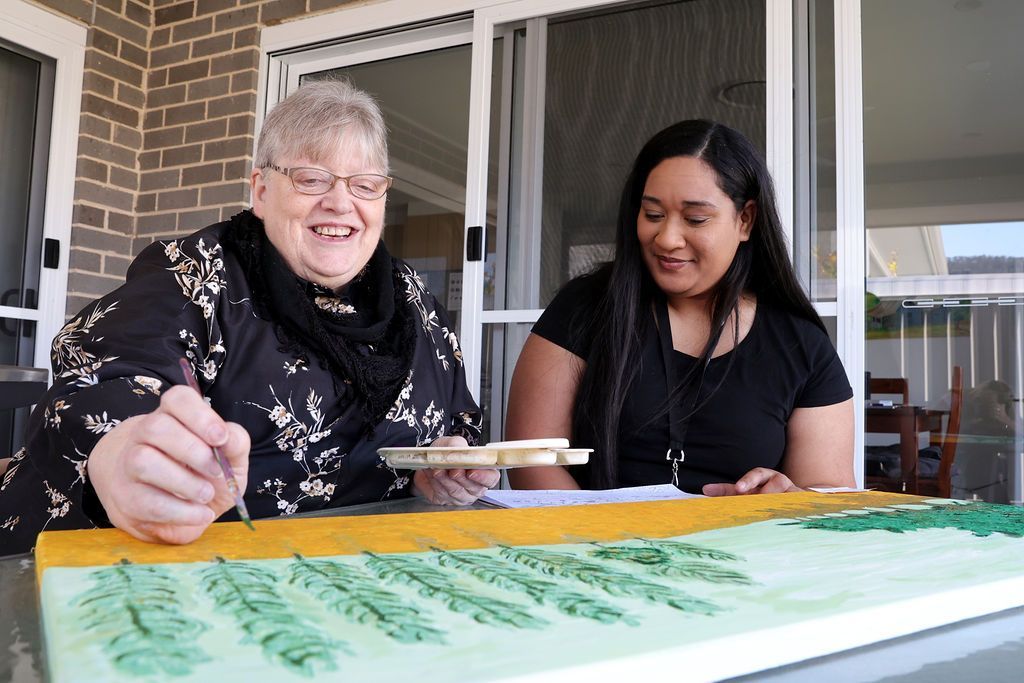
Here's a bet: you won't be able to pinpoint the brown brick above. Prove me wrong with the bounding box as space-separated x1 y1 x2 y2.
70 249 102 273
135 192 157 212
172 17 214 43
211 49 259 76
148 84 187 108
93 7 148 48
208 93 255 118
143 111 164 131
192 34 234 59
261 0 307 25
224 160 249 179
65 295 96 317
228 114 253 137
203 137 250 161
78 136 136 169
90 29 119 57
83 70 116 98
71 272 125 297
109 166 138 192
195 0 237 16
165 102 207 126
39 0 92 23
85 52 144 89
155 2 195 26
200 181 246 205
119 41 147 69
125 0 150 27
168 60 211 85
151 44 189 69
108 211 134 234
187 75 230 101
182 163 224 185
76 180 135 212
233 27 258 49
178 208 222 232
73 203 106 228
71 226 132 254
96 0 124 13
158 188 200 210
82 93 138 128
77 158 108 183
163 144 204 167
214 5 259 31
113 125 143 150
117 83 146 108
309 0 354 10
220 202 248 221
149 68 168 88
80 114 113 140
103 254 133 278
152 27 171 48
185 119 227 144
141 169 181 191
139 150 162 171
137 214 174 235
145 126 186 149
231 70 257 93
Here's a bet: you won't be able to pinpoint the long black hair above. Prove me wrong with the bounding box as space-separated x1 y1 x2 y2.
572 119 824 489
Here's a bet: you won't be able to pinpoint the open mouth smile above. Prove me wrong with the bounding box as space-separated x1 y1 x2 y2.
312 225 355 238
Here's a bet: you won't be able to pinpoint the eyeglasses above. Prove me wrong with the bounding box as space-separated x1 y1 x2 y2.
265 164 393 200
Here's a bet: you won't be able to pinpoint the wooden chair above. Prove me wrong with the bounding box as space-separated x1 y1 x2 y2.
917 365 964 499
869 376 909 404
864 367 963 497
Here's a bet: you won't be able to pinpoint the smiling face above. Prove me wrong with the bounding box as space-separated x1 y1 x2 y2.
250 140 386 292
637 155 755 303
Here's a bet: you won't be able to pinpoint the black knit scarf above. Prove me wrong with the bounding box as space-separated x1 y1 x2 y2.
223 209 417 430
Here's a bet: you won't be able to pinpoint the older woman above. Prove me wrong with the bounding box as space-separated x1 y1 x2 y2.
0 80 497 553
507 120 855 495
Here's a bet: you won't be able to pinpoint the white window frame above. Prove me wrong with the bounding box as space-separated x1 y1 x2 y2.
834 0 866 484
0 0 85 373
260 0 810 417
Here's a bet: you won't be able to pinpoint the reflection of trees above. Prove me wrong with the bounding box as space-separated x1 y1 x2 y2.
866 304 971 339
964 380 1015 436
948 255 1024 275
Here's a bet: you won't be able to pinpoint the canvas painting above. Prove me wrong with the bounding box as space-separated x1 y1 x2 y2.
36 492 1024 682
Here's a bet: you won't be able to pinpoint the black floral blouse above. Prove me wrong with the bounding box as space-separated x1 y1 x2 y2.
0 222 481 554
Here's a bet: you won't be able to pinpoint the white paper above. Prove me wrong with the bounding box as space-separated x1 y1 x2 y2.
808 486 871 494
481 483 701 509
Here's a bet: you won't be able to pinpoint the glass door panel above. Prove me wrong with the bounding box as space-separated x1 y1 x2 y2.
481 0 766 440
861 0 1024 502
311 44 474 330
1 38 53 456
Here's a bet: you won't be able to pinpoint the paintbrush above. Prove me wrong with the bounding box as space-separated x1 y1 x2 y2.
178 357 255 531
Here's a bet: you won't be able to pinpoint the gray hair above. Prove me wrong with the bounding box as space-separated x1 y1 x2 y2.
253 78 388 174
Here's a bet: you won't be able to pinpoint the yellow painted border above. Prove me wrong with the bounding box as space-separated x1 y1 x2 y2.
35 491 922 585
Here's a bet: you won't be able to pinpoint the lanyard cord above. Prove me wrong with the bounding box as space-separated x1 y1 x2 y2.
656 300 720 487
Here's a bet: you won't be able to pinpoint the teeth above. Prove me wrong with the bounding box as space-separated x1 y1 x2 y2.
313 226 352 237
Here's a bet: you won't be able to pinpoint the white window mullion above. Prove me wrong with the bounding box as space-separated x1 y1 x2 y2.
834 0 866 485
766 0 794 255
460 13 498 401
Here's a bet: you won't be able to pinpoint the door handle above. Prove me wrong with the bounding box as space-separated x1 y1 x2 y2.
0 289 18 337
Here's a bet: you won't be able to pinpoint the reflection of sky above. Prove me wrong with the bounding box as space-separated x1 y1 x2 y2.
942 222 1024 258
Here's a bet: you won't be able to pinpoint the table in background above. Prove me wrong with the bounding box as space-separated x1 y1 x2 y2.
866 405 945 493
4 497 1024 683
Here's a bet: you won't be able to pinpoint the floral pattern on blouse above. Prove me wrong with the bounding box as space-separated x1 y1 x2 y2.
0 221 481 554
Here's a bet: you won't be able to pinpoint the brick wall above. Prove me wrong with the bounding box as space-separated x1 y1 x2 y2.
30 0 363 316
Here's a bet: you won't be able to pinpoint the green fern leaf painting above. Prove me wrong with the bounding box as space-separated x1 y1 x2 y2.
39 496 1024 683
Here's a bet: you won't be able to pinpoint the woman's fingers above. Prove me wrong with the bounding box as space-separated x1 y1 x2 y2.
123 443 215 504
125 482 215 526
704 468 801 497
466 468 500 488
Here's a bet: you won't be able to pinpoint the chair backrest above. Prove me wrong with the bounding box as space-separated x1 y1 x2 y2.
870 376 910 404
935 365 964 498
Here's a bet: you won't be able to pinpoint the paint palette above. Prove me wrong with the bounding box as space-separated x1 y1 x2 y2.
380 438 591 469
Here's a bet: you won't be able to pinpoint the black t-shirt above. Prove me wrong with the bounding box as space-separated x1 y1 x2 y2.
533 274 853 492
